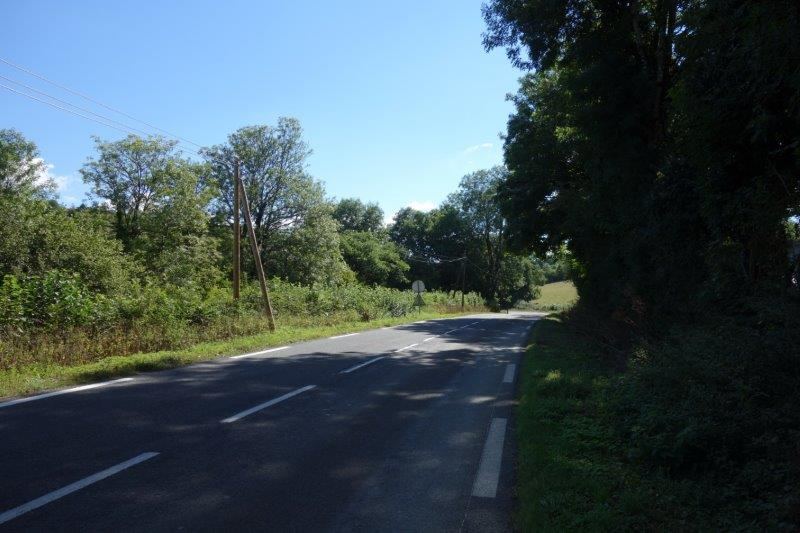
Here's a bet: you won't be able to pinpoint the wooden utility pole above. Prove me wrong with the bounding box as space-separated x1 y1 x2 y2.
460 253 467 310
232 161 241 301
236 162 276 331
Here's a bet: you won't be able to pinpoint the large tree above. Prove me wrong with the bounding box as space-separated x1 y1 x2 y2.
484 0 799 320
447 167 508 299
203 118 348 285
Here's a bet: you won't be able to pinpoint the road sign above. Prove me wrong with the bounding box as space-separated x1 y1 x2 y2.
412 280 425 294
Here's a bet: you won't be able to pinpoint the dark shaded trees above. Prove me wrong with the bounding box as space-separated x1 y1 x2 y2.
484 0 800 322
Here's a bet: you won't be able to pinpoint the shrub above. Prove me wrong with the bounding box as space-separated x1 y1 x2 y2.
611 297 800 526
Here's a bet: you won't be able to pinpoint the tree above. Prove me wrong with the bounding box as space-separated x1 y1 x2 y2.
203 119 348 285
0 129 49 196
484 0 800 321
0 194 134 293
268 205 353 286
80 135 221 288
495 255 544 310
448 167 508 298
333 198 384 233
340 231 409 287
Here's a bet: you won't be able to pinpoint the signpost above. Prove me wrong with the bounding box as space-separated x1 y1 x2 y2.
412 280 425 312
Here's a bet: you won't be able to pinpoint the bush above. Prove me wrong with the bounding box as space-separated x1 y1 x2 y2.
611 297 800 527
0 271 116 333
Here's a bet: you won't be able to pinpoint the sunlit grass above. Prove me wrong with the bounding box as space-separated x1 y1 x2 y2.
529 281 579 311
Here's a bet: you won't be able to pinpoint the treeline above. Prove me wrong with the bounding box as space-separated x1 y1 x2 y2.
0 121 541 368
484 0 799 527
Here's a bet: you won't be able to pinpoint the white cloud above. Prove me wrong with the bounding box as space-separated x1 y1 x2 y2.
461 142 494 155
407 200 436 212
33 158 72 192
384 200 438 226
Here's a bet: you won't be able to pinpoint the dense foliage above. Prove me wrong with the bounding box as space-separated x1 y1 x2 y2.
0 121 525 373
484 0 800 527
390 168 544 308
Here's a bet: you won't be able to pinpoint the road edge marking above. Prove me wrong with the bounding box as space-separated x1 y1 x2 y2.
0 378 134 410
471 417 508 498
230 346 289 360
503 363 516 383
0 452 159 525
329 333 359 340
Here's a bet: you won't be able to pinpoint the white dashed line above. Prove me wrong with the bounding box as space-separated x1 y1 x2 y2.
230 346 289 360
0 452 159 525
0 378 134 409
503 364 516 383
394 343 419 353
329 333 359 339
422 337 436 342
221 385 316 423
339 357 386 374
472 418 508 498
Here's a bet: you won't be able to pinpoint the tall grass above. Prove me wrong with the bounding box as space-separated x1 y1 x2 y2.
0 273 484 372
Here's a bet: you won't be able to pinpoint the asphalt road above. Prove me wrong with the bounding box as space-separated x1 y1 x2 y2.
0 312 540 532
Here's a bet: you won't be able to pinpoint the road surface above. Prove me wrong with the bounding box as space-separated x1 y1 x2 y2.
0 312 540 532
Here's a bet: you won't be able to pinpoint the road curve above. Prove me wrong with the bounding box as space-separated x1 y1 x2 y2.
0 312 540 532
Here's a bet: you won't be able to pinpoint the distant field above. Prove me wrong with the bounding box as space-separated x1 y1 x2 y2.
528 281 578 311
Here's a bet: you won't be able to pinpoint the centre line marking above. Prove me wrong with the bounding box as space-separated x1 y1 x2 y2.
0 378 134 409
339 356 385 374
503 363 517 383
394 343 418 352
472 418 508 498
422 337 436 342
0 452 159 525
230 346 289 360
329 333 359 339
221 385 316 423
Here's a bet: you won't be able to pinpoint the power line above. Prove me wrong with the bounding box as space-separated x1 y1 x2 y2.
0 74 154 139
0 79 233 167
0 56 204 149
0 82 146 139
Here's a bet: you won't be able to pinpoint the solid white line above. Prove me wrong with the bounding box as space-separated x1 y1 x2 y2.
0 378 134 409
472 418 508 498
394 343 419 353
339 356 386 374
221 385 316 423
0 452 159 525
422 337 436 343
503 364 516 384
329 332 359 339
230 346 289 360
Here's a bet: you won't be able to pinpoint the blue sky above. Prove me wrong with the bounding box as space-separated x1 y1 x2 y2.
1 1 519 221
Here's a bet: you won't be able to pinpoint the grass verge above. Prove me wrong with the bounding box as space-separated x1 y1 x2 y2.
516 315 690 531
527 281 578 312
0 309 474 400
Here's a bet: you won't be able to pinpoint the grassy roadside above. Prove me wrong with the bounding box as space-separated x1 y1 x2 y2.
516 315 690 531
527 281 578 312
0 309 475 400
